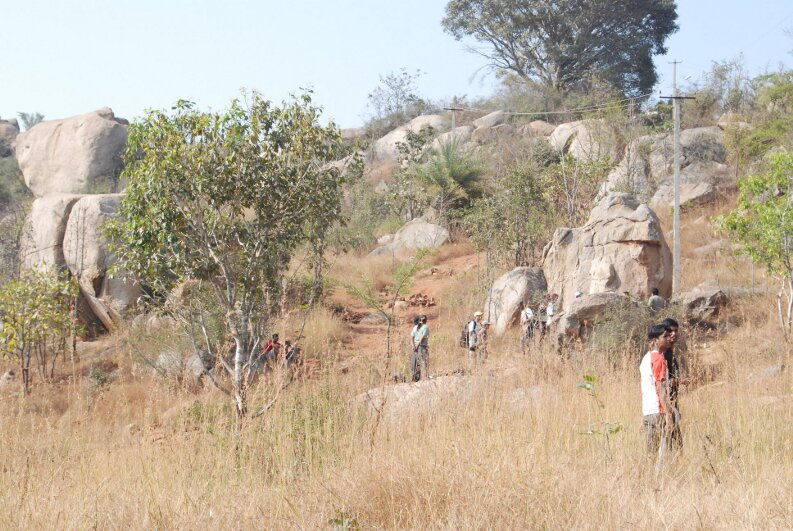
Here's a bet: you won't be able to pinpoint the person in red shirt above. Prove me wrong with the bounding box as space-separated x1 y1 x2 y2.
263 333 283 365
640 324 675 453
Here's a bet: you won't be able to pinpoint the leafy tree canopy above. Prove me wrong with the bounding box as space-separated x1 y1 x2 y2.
106 92 347 417
442 0 679 99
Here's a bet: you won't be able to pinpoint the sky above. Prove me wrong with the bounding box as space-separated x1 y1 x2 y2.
1 0 792 129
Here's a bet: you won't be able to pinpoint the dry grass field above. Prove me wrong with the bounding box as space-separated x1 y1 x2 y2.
0 206 791 530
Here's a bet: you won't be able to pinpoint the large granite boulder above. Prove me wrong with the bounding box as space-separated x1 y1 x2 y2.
0 118 20 157
472 110 507 129
432 125 474 150
523 120 557 137
19 193 84 272
371 114 445 162
62 194 140 330
672 284 729 322
549 119 619 162
369 218 449 256
601 138 651 198
650 161 731 208
15 108 129 197
542 193 672 312
471 124 515 145
557 292 629 339
483 267 548 336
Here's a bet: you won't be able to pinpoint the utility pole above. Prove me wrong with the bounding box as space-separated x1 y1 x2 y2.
672 60 682 295
662 61 695 295
443 106 464 131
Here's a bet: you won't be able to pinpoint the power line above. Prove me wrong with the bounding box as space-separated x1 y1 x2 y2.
455 92 654 117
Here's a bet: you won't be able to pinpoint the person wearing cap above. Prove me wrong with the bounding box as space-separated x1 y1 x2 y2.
468 311 484 367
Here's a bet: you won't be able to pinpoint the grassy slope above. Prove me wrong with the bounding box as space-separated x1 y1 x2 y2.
0 199 791 529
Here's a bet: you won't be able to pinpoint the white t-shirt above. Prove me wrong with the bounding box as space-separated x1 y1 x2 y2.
546 302 556 323
520 307 534 325
468 320 480 348
640 350 667 416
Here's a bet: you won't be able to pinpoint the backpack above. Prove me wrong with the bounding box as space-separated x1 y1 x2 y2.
458 322 470 348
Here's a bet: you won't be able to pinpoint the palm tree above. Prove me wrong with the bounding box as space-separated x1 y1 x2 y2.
17 112 45 131
419 137 483 216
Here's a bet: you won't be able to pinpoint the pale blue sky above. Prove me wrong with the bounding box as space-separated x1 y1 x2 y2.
2 0 791 128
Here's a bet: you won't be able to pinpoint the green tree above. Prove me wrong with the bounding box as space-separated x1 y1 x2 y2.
721 153 793 338
0 270 76 394
418 138 483 217
17 112 44 130
442 0 678 99
106 92 347 419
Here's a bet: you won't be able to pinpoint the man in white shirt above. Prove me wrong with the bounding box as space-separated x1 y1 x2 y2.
640 323 675 454
519 301 536 351
468 311 484 368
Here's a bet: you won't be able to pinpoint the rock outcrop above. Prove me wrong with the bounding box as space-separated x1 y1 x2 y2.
63 194 140 330
19 193 84 271
432 125 474 150
602 127 731 202
557 292 629 340
15 108 129 197
484 267 547 336
549 119 619 162
369 218 450 256
673 283 729 322
371 115 445 162
542 193 672 311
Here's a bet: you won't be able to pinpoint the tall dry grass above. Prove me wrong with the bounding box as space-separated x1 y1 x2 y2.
0 296 790 529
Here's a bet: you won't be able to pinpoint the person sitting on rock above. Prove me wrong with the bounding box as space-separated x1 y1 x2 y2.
648 287 667 315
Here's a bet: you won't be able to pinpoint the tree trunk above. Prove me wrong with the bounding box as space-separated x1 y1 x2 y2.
231 309 250 421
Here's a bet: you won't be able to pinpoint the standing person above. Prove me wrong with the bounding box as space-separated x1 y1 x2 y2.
519 301 536 351
640 324 675 455
410 316 421 381
660 317 688 448
648 288 667 315
467 311 484 368
410 315 430 381
540 293 558 342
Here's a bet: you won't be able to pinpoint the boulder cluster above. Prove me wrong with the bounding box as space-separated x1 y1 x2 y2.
16 109 138 331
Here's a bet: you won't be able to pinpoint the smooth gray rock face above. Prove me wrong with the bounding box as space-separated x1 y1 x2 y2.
542 193 672 312
19 193 84 272
369 218 449 257
16 108 129 197
484 267 548 336
62 194 140 330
